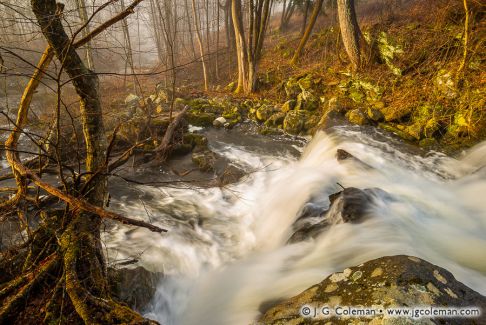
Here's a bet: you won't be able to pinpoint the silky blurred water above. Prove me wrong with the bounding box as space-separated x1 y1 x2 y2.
104 126 486 325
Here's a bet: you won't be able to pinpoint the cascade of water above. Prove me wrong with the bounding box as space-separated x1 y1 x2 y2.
105 128 486 325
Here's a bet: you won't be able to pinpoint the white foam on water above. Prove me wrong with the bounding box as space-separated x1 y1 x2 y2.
105 130 486 325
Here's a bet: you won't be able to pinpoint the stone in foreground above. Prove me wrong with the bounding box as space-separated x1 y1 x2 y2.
257 255 486 324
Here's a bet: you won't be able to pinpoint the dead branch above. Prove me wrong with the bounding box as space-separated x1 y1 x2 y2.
154 106 189 161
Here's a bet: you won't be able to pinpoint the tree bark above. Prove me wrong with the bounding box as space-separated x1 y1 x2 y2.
75 0 95 69
28 1 157 323
300 0 311 37
231 0 271 93
337 0 361 70
291 0 324 64
192 0 209 91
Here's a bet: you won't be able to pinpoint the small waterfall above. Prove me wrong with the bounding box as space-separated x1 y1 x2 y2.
104 127 486 325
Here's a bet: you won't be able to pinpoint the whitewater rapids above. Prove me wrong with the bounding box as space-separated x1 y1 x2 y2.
104 126 486 325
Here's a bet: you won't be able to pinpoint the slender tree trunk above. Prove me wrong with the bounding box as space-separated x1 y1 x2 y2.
31 1 107 322
291 0 324 64
300 0 311 36
184 0 198 60
192 0 209 90
215 0 221 80
120 0 139 92
337 0 361 70
205 0 212 77
456 0 469 79
150 0 165 64
75 0 95 69
231 0 248 93
231 0 271 93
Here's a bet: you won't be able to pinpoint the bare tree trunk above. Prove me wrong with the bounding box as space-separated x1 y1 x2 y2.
31 1 106 322
75 0 95 69
300 0 311 36
205 0 212 78
456 0 469 79
232 0 271 93
231 0 248 93
150 0 165 64
337 0 361 70
280 0 295 31
184 0 198 60
120 0 139 93
192 0 209 90
215 0 221 80
291 0 324 64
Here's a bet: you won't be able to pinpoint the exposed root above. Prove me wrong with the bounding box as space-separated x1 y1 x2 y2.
0 253 60 324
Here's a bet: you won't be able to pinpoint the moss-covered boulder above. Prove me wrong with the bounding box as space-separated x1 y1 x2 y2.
281 100 296 113
192 149 217 172
379 123 417 142
256 104 278 122
185 110 216 127
295 90 319 111
381 105 413 122
265 112 286 128
367 107 385 122
284 77 302 99
259 255 486 325
283 110 307 134
405 122 423 141
346 109 370 126
328 97 354 114
183 133 208 149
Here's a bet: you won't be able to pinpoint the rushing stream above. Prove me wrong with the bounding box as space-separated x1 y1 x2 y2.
103 125 486 325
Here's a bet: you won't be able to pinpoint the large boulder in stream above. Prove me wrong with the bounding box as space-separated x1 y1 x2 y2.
289 187 383 244
258 255 486 325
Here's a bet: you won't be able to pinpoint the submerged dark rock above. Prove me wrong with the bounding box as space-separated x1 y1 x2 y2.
258 255 486 324
288 187 384 244
108 266 162 312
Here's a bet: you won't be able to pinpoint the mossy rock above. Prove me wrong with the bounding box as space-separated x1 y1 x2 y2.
260 127 284 136
419 138 439 149
379 123 417 142
304 114 321 134
346 109 370 126
283 110 310 135
256 104 278 122
295 90 319 111
185 110 216 127
118 116 150 143
297 74 318 92
281 100 296 113
265 112 286 127
284 77 301 99
192 150 217 172
183 133 208 148
259 255 486 324
381 105 413 122
328 97 354 114
406 122 424 140
367 107 385 122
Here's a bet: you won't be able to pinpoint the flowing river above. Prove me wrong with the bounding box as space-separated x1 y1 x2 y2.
97 125 486 324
